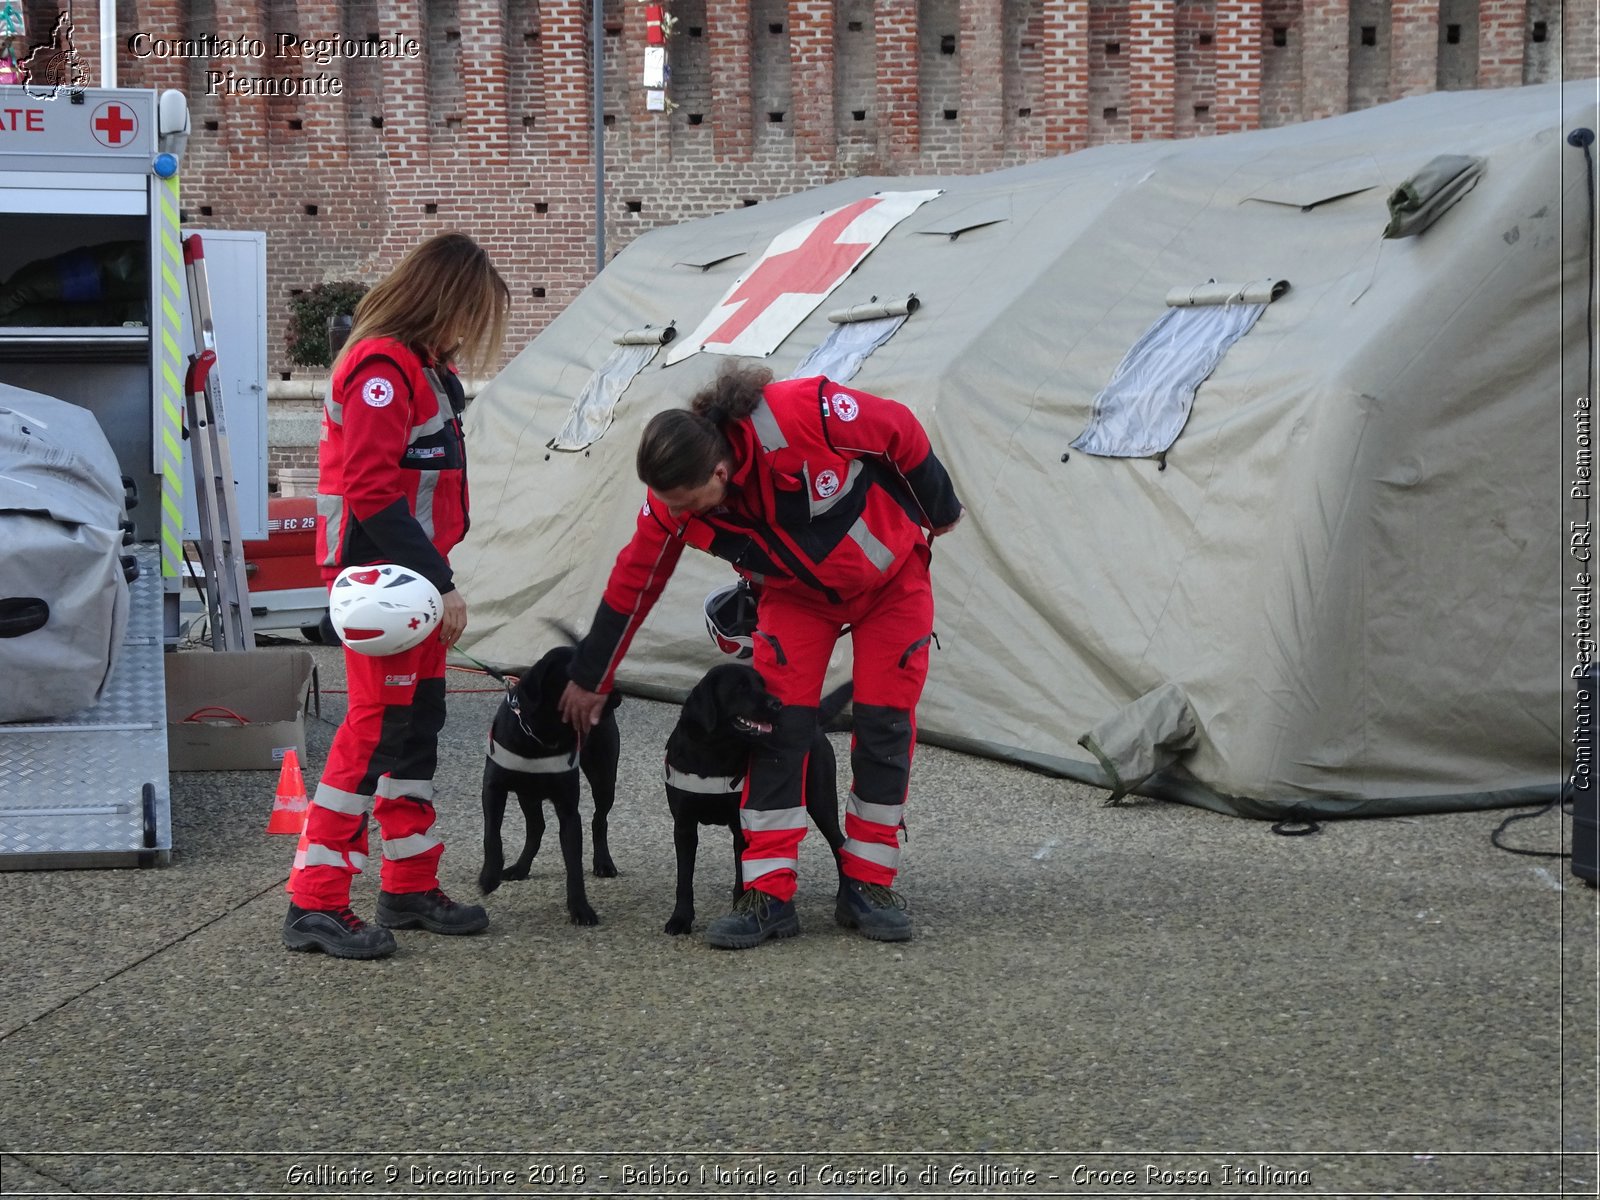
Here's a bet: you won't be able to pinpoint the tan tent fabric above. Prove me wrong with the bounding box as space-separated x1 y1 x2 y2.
455 82 1594 819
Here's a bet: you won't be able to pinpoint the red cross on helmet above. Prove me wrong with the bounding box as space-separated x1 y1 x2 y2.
329 564 442 656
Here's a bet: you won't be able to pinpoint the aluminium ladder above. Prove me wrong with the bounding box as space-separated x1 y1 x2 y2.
181 233 255 652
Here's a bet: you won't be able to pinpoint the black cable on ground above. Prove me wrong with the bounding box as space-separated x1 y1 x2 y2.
1490 798 1573 859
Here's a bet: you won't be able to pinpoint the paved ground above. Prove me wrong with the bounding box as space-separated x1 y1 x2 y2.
1 641 1595 1199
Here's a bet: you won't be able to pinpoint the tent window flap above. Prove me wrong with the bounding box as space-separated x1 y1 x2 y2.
548 326 675 452
1070 279 1287 459
787 295 919 384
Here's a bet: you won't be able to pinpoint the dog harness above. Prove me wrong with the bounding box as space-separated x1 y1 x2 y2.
488 734 579 775
663 761 744 795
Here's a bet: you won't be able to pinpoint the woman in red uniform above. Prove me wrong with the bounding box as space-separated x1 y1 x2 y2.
283 233 510 959
560 361 963 949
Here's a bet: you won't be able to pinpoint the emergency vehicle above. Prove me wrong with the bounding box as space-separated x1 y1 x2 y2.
0 85 267 868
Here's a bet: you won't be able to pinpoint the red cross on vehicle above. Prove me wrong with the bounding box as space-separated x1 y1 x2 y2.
91 102 136 147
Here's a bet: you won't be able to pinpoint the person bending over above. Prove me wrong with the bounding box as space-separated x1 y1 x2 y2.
559 361 963 949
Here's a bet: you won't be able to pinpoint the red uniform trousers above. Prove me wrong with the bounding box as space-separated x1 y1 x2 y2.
290 635 448 910
741 551 934 901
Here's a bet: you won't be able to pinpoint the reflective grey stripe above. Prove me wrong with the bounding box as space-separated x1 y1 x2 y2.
808 459 863 519
323 394 344 426
421 367 451 406
410 410 446 441
842 838 900 869
847 793 906 829
848 517 895 572
415 471 439 539
376 776 435 801
749 398 787 451
741 806 811 833
489 738 577 774
313 782 368 815
316 494 344 567
383 832 443 860
740 855 797 880
664 762 743 794
304 843 357 870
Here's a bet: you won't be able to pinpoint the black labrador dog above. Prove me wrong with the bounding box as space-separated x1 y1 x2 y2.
662 664 849 935
478 644 621 925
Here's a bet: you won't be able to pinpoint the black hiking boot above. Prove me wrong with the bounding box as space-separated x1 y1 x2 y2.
376 887 490 935
704 888 800 949
283 904 397 959
835 879 913 942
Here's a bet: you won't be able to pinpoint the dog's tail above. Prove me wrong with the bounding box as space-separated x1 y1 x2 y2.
818 681 853 733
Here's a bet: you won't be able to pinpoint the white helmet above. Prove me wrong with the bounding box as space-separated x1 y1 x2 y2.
329 564 442 656
704 580 758 660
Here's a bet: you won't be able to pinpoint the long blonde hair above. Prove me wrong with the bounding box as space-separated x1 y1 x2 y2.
335 233 511 376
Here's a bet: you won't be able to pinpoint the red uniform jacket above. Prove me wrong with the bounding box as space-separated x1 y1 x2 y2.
315 337 469 594
571 376 962 693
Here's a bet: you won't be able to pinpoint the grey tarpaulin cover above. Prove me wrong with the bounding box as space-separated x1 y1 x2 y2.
1078 683 1199 804
456 82 1593 820
1383 154 1487 238
0 383 131 721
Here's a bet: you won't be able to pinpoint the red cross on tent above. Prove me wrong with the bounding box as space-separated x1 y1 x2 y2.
666 188 941 365
701 198 881 347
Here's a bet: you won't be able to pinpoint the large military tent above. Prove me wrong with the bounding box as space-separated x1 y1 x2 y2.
454 80 1596 819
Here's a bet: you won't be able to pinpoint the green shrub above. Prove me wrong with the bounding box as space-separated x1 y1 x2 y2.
286 280 368 368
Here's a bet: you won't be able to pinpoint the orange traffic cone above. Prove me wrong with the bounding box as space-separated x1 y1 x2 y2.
267 749 310 834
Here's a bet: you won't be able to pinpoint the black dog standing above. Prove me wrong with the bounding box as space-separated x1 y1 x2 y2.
479 646 622 925
663 664 847 935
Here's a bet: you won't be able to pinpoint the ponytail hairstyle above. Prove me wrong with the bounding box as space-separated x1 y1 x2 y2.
335 232 511 377
636 361 772 491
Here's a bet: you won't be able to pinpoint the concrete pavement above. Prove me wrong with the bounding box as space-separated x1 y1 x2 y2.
1 641 1594 1199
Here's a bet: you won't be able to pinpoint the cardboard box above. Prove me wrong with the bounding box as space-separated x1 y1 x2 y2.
165 649 316 771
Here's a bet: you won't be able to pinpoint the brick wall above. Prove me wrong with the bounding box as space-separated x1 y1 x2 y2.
1173 0 1216 138
919 0 964 162
1258 0 1302 127
1087 0 1131 144
45 0 1586 401
1346 0 1392 109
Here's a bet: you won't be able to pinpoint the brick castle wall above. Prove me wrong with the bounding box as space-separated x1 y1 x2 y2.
21 0 1594 484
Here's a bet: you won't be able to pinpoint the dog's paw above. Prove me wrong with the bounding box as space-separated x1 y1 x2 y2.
501 863 531 882
664 913 694 936
478 869 502 895
593 854 619 878
569 905 600 927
